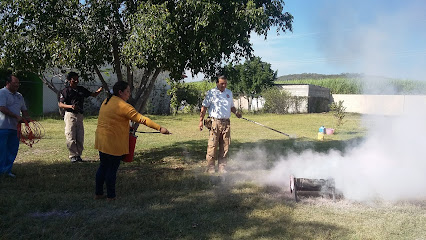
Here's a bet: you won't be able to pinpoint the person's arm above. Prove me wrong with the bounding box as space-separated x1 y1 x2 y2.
231 106 242 118
140 116 170 134
123 102 170 134
58 90 75 110
0 106 23 122
58 102 76 111
91 87 103 97
199 106 207 131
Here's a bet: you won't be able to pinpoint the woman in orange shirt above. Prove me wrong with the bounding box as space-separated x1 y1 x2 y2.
94 81 170 200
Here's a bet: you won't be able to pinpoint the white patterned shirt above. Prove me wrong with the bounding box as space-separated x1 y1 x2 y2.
202 88 234 119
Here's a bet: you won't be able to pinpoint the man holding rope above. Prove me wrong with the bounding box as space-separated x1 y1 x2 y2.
0 74 30 178
199 75 242 174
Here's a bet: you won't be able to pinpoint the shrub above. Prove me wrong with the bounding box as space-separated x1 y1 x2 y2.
262 88 292 114
329 100 346 127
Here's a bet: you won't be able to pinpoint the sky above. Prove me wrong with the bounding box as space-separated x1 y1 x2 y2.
187 0 426 81
251 0 426 80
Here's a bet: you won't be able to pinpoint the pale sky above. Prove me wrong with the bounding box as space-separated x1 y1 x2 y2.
251 0 426 80
186 0 426 81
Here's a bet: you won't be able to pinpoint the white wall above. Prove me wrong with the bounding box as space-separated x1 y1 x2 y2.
331 94 426 115
43 84 61 113
235 93 426 115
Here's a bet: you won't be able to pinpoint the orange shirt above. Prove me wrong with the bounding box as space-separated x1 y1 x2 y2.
95 96 160 156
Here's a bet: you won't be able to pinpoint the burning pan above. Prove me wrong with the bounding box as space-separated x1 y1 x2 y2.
290 175 336 202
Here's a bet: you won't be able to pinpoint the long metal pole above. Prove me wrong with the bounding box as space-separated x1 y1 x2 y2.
241 117 290 137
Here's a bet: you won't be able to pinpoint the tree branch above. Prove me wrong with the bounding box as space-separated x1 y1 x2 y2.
127 65 133 89
112 38 123 82
94 65 110 93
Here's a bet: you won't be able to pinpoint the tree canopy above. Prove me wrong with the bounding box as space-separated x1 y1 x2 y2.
0 0 293 112
222 56 277 95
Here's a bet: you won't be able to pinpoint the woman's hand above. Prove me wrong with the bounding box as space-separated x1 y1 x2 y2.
160 127 170 134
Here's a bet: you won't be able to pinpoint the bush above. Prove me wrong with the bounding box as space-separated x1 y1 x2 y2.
262 88 292 114
329 100 346 127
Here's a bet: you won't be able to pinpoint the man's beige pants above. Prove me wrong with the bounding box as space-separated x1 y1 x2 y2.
64 112 84 158
206 119 230 169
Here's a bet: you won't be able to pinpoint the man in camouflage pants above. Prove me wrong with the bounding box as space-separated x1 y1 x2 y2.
199 75 242 173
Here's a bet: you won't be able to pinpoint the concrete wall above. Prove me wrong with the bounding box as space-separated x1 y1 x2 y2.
235 84 330 113
276 84 330 98
43 84 61 113
331 94 426 115
234 96 265 112
235 91 426 116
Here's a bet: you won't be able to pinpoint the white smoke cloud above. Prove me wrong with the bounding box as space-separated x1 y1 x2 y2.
229 1 426 202
316 0 426 81
229 107 426 202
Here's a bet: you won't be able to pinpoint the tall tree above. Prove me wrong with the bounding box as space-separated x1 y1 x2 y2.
223 56 277 110
0 0 293 112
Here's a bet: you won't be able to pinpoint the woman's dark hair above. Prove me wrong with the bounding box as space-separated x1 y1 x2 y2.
105 81 129 104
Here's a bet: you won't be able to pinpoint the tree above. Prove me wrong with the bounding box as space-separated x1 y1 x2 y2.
222 56 277 111
167 79 199 115
0 0 293 113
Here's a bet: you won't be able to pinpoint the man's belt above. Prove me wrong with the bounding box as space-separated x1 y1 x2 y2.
204 117 229 130
211 117 230 121
66 110 82 114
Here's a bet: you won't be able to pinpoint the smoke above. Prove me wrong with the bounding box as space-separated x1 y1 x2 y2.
230 107 426 202
252 1 426 201
315 0 426 81
227 1 426 201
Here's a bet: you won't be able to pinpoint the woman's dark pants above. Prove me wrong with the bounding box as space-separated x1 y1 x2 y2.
95 151 122 198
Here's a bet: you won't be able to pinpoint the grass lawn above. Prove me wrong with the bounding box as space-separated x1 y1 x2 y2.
1 113 425 239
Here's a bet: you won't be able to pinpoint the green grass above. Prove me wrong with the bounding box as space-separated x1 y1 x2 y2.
1 113 425 239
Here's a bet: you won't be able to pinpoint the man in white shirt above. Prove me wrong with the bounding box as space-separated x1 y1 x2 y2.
0 74 30 178
199 75 242 173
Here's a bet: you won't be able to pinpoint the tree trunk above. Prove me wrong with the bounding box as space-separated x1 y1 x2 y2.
40 73 60 95
112 39 123 82
94 65 110 93
127 65 133 90
134 68 161 113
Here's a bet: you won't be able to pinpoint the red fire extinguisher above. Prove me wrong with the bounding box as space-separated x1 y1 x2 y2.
123 126 137 162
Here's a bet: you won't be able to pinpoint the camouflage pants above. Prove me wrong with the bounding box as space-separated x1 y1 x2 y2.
206 118 231 168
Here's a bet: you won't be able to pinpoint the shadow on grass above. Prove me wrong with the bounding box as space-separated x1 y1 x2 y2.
134 139 207 165
0 137 359 239
132 136 366 167
232 136 366 156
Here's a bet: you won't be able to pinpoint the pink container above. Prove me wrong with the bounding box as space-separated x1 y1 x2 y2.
325 128 334 135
